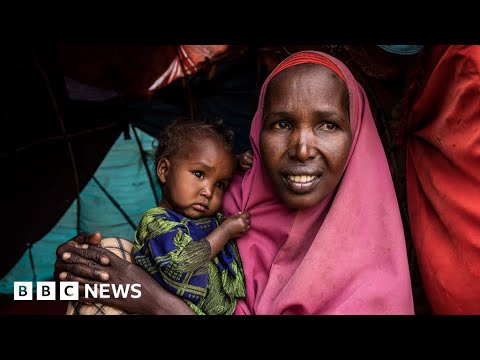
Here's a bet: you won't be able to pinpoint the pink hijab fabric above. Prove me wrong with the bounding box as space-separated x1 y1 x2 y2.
222 51 414 314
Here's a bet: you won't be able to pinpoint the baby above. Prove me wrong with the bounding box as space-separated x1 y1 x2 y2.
133 118 250 315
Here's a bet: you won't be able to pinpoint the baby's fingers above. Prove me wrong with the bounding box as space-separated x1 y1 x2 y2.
243 156 253 166
241 211 251 220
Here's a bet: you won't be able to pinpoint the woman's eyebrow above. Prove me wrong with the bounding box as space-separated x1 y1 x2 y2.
264 110 346 121
263 111 291 121
313 110 345 120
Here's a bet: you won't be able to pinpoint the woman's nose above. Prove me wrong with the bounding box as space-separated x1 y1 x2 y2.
289 129 317 162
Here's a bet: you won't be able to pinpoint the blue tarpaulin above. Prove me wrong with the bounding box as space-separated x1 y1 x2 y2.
1 126 159 293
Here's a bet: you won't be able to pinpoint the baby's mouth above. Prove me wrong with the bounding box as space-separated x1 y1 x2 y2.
193 203 209 212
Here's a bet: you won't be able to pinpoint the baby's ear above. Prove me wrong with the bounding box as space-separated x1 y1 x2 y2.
156 158 170 184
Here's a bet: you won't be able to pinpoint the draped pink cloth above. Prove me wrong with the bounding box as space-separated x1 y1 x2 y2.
222 51 414 314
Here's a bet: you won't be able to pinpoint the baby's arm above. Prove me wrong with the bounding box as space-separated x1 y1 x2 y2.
205 212 250 259
135 219 211 274
134 213 212 306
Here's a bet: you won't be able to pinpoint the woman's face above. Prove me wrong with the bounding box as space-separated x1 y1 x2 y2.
260 64 352 209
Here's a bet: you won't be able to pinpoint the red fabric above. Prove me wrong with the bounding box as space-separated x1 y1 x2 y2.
148 45 229 92
406 45 480 314
270 53 347 83
56 45 177 97
56 45 230 97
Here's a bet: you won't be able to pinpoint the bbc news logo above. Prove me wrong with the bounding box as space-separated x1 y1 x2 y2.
14 281 142 300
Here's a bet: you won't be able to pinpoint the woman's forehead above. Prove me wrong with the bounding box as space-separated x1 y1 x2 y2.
265 65 347 106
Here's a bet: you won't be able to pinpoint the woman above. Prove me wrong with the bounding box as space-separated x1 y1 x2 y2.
55 51 414 314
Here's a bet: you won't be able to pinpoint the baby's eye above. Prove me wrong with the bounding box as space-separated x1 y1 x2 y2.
193 171 204 179
319 123 336 131
273 121 291 130
216 181 226 189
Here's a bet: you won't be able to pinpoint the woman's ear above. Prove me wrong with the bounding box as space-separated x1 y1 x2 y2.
157 158 170 185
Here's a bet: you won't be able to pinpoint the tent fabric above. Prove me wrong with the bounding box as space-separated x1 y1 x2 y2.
148 45 230 91
1 126 158 293
131 48 269 154
6 47 126 277
377 45 424 55
57 45 233 98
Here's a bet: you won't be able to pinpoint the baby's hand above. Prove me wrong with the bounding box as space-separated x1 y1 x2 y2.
221 212 251 238
237 150 253 172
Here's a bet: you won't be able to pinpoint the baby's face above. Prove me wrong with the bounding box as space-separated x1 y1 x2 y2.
159 137 236 219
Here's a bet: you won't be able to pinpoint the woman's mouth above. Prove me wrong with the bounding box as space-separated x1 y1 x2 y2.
282 174 321 194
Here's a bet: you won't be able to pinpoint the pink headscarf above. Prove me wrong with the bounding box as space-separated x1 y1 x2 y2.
222 51 414 314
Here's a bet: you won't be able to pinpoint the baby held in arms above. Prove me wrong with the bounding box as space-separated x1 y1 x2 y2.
133 118 250 315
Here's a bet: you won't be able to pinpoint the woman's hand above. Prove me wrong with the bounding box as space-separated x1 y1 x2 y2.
237 150 253 172
54 232 110 283
54 233 194 314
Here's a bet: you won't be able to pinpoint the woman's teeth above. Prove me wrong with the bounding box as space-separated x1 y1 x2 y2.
287 175 316 183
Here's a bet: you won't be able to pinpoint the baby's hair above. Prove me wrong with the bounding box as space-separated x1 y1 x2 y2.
154 116 234 168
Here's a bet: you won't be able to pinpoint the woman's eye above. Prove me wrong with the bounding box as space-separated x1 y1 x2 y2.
319 123 336 131
273 121 291 130
216 182 225 189
193 171 204 178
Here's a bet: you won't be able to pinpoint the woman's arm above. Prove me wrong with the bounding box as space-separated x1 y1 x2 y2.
54 234 194 315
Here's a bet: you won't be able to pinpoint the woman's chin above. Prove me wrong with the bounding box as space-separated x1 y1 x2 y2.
278 192 325 210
